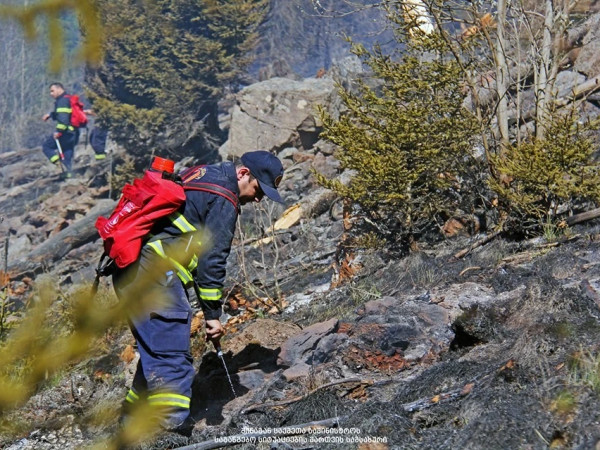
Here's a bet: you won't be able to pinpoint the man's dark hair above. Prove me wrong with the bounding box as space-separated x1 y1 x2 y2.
50 82 64 89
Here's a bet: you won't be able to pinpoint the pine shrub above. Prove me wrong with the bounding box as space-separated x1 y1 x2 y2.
489 106 600 236
86 0 267 159
317 33 484 250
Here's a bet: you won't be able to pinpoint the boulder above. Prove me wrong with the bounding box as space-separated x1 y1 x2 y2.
219 77 337 158
343 296 454 369
277 318 339 367
574 14 600 77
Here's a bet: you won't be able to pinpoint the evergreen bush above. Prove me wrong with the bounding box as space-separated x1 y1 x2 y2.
317 32 484 251
489 106 600 236
86 0 267 160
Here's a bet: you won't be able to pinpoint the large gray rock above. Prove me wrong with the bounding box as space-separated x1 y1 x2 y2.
6 234 32 262
349 296 454 365
555 70 587 97
573 14 600 77
277 318 339 367
219 77 337 158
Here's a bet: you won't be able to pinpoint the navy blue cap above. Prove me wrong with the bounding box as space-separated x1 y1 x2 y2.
241 151 284 203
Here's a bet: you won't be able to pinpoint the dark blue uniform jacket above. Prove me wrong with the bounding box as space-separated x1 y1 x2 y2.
151 161 239 320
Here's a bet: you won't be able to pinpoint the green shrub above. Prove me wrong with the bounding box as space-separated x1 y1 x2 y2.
317 28 484 251
489 106 600 236
87 0 267 159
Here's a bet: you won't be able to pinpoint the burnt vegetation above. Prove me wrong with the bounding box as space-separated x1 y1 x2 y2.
2 1 600 449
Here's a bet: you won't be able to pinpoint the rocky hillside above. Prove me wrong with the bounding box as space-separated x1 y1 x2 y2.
3 59 600 450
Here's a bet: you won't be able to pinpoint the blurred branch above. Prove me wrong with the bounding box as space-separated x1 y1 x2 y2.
0 0 103 72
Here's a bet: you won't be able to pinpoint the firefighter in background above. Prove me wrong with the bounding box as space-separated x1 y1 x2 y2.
84 108 108 161
41 82 77 179
89 126 108 160
113 151 285 436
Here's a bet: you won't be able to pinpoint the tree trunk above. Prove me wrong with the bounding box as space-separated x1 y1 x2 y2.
7 200 116 280
494 0 509 149
535 0 554 139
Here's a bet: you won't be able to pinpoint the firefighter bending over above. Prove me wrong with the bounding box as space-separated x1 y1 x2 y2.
113 151 285 436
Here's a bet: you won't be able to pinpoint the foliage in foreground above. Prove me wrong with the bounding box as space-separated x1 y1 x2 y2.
0 1 88 152
0 0 102 72
0 253 192 448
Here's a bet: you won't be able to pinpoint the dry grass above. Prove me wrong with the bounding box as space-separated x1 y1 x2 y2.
567 349 600 393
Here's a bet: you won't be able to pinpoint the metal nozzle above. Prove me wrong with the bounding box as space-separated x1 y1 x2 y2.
213 341 237 398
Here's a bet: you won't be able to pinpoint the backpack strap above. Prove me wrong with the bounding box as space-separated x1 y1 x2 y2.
91 252 115 297
184 182 240 213
181 165 240 212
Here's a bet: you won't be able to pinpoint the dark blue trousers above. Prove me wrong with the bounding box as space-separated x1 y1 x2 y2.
42 133 76 172
113 247 195 429
90 126 108 157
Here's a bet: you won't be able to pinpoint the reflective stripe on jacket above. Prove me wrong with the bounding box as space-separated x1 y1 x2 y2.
51 93 75 134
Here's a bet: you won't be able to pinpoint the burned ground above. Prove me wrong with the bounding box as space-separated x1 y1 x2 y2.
4 144 600 450
6 218 600 449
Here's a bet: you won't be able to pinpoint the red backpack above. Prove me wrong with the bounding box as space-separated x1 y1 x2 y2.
92 159 239 292
95 168 186 269
66 94 88 128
